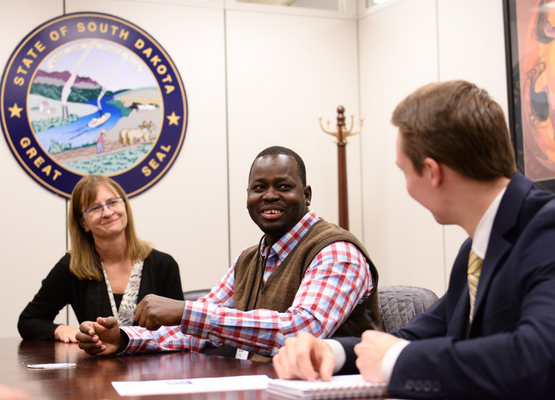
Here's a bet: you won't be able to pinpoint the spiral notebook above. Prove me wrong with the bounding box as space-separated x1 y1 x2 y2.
267 374 387 399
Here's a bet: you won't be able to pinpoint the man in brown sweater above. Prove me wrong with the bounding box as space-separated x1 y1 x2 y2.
77 146 380 360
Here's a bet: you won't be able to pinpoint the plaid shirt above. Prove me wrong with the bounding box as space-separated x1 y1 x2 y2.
121 210 373 356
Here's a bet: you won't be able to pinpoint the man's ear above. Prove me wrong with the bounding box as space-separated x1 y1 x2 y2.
304 185 312 206
423 157 443 188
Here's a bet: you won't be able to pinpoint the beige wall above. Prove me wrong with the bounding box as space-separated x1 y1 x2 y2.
359 0 445 294
358 0 508 294
0 0 508 338
0 0 70 335
225 10 363 259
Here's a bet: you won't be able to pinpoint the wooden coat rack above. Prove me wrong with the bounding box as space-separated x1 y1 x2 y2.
319 106 363 231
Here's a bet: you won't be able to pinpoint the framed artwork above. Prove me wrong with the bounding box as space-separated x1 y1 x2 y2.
504 0 555 192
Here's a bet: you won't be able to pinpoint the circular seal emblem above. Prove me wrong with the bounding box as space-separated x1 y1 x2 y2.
1 12 187 198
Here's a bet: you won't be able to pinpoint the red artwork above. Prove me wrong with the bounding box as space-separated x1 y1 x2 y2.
515 0 555 182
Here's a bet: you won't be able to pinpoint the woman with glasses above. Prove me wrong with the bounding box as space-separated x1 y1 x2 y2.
18 175 184 342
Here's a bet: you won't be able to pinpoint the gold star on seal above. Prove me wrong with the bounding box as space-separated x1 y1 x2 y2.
8 103 24 118
166 112 181 126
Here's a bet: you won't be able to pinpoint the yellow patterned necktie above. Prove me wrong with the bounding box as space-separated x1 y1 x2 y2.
468 249 483 323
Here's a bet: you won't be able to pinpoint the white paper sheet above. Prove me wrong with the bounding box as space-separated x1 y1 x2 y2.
112 374 271 397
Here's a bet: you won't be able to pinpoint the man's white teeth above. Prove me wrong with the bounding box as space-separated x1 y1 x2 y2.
264 210 280 214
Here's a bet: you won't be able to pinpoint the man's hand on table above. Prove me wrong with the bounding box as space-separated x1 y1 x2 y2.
273 332 336 381
76 317 125 356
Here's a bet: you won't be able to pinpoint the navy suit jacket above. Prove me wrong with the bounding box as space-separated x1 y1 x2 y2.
337 173 555 399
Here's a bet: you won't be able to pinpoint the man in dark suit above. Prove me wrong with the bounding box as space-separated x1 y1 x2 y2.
273 80 555 399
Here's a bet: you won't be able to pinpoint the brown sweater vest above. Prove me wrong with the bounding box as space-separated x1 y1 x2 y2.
234 219 381 362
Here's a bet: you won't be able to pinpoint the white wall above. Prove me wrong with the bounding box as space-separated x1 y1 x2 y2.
225 10 363 258
0 0 509 337
358 0 508 295
436 0 508 288
0 0 69 336
359 0 445 295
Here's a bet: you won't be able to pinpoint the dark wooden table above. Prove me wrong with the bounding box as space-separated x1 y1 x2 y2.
1 337 279 400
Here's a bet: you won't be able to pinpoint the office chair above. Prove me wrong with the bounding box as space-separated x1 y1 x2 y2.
183 289 211 301
378 285 439 333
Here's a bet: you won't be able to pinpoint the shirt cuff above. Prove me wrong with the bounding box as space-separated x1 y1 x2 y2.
182 300 216 339
323 339 346 374
381 340 410 383
117 328 131 354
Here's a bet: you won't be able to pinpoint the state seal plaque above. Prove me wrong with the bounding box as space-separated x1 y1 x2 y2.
1 12 188 198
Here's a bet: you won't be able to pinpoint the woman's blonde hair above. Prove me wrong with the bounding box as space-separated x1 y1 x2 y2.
68 175 152 281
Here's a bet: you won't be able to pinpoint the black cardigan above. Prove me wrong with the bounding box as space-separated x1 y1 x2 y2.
18 249 184 340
